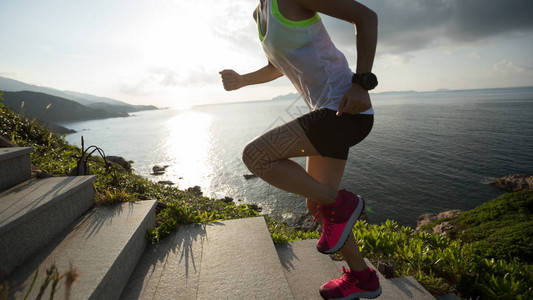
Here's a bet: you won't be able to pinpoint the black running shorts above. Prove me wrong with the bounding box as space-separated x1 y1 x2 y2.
296 108 373 160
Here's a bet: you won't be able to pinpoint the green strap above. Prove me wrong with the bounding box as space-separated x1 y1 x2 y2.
272 0 320 28
257 4 265 42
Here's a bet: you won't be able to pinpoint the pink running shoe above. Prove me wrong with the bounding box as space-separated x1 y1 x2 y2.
320 267 382 300
315 190 364 254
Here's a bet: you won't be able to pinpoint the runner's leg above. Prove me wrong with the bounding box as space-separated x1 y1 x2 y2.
305 155 368 271
242 119 337 205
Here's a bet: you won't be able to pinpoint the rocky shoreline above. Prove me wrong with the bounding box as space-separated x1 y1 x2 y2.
489 174 533 192
119 160 533 235
416 173 533 236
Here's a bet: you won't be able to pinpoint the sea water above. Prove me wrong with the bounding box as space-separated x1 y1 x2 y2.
60 87 533 227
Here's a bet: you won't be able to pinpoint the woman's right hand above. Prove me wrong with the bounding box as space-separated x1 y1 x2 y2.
219 69 244 91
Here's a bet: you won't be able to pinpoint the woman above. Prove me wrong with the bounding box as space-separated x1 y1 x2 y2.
220 0 381 298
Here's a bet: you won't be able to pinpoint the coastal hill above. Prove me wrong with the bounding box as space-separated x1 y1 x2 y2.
2 91 125 123
0 76 157 115
0 76 158 133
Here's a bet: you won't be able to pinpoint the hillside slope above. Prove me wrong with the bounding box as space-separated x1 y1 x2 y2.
0 76 157 112
2 91 126 123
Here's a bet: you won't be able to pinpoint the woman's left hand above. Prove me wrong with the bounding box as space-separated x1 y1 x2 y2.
337 84 372 116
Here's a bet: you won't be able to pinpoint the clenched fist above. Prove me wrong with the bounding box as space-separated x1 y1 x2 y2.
219 69 244 91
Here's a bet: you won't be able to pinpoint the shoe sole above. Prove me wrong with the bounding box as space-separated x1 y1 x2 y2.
320 285 382 300
319 195 365 254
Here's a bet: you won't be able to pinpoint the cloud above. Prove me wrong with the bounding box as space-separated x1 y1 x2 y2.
147 66 219 87
119 66 220 96
322 0 533 54
493 60 531 73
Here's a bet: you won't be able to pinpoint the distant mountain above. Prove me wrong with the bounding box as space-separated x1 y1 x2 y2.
272 93 300 101
0 76 75 101
2 91 126 123
0 76 157 112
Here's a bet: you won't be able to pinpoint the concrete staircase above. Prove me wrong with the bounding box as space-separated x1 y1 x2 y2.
123 217 437 300
0 147 157 299
1 146 438 299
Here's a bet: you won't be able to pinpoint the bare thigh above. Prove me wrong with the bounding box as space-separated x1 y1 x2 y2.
242 119 320 175
306 155 347 214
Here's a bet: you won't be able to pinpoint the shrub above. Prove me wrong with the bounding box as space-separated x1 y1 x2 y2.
353 219 533 298
444 191 533 263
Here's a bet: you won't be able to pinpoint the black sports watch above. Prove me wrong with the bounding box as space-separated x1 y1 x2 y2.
351 72 378 90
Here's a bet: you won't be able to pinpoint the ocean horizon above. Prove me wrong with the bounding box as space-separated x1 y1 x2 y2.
59 86 533 227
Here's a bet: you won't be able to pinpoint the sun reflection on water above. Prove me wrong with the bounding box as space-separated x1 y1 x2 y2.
164 110 213 191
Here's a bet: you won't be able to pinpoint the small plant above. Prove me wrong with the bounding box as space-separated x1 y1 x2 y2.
13 263 81 300
63 264 80 300
265 216 320 244
95 188 138 206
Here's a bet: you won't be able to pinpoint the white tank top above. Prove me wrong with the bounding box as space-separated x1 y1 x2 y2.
257 0 373 114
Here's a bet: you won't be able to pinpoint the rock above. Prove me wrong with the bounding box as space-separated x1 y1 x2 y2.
437 209 463 220
416 213 438 229
151 165 169 175
433 221 454 236
416 210 463 232
107 156 133 172
490 174 533 192
219 196 234 204
187 185 203 197
250 203 262 212
377 260 395 279
158 180 174 186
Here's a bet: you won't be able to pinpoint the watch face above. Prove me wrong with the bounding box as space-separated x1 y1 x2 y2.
363 73 378 90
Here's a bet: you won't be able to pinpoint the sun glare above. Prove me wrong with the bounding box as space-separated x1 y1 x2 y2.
164 110 213 190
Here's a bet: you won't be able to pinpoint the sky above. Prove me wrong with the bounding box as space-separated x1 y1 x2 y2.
1 0 532 107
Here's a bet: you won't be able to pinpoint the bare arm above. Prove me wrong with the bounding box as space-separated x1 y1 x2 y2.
295 0 378 114
219 61 283 91
296 0 377 72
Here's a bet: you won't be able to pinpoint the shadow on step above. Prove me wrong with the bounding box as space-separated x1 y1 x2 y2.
122 222 227 299
8 201 150 298
276 242 298 270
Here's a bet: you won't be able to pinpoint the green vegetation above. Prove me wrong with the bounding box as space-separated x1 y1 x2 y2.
354 219 532 298
425 191 533 263
265 216 320 244
1 92 531 299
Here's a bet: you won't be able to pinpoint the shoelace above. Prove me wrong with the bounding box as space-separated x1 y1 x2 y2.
334 267 358 290
312 211 321 225
313 207 336 225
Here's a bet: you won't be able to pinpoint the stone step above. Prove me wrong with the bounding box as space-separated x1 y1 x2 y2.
121 216 293 300
8 200 157 300
0 176 95 272
389 276 436 300
278 239 412 300
276 239 341 300
0 147 32 191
